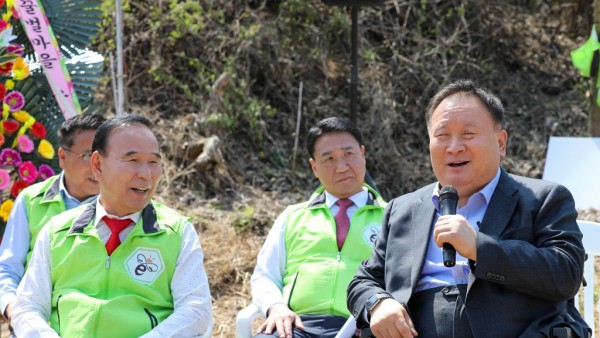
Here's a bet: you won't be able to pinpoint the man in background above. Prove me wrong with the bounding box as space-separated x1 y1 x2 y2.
251 117 386 338
0 113 105 321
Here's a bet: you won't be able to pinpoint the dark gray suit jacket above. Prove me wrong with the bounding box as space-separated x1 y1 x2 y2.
347 169 590 337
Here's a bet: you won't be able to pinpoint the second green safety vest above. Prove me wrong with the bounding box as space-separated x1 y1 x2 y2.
21 175 65 265
282 185 386 317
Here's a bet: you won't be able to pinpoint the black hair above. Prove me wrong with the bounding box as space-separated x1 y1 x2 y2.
425 79 504 130
58 114 106 148
92 114 154 155
306 117 363 158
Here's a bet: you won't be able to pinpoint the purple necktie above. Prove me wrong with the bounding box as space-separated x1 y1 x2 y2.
335 198 354 250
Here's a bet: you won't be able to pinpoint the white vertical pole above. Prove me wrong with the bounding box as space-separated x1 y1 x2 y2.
115 0 124 115
109 53 118 113
291 81 303 186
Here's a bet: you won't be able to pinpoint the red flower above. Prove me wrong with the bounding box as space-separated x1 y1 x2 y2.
11 180 30 198
0 0 5 9
0 62 12 75
3 120 19 134
0 84 5 102
31 121 47 138
0 134 4 147
0 21 7 31
11 6 19 20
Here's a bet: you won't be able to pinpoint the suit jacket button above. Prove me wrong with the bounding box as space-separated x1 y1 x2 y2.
499 276 506 282
486 272 493 279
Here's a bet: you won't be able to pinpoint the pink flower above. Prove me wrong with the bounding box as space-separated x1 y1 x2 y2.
18 161 38 183
17 134 34 153
0 148 22 166
0 169 9 190
7 44 23 56
4 91 25 112
38 164 55 181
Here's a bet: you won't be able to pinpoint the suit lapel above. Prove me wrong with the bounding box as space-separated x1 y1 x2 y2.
468 170 519 292
410 193 436 290
478 170 519 238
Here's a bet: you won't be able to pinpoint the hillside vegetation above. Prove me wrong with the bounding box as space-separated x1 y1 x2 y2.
90 1 598 336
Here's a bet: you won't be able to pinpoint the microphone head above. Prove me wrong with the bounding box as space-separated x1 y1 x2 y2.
439 185 458 204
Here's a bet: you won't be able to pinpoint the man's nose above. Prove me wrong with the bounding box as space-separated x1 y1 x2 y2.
335 158 349 172
446 136 465 153
138 162 152 179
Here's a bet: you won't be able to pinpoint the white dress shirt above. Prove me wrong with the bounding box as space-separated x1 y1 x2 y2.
0 172 95 316
11 199 211 338
250 188 368 316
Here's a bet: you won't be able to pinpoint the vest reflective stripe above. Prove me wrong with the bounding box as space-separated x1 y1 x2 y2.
21 175 65 265
47 202 187 338
282 185 386 317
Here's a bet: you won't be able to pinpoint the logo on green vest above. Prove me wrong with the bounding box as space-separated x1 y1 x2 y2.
125 248 164 284
362 223 381 247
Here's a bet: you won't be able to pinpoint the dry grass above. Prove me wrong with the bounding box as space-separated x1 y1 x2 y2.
156 186 305 338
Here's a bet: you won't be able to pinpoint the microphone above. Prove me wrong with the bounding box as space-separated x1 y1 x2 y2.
439 185 459 267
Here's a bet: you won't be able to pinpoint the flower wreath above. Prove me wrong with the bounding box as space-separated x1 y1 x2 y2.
0 0 56 227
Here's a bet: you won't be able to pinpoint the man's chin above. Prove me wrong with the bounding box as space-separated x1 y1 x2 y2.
333 187 364 198
83 184 100 197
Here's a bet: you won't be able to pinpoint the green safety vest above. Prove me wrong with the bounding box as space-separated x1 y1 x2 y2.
20 175 65 265
282 185 386 317
47 201 187 338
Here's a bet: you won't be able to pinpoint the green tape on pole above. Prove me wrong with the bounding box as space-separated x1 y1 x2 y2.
571 26 599 77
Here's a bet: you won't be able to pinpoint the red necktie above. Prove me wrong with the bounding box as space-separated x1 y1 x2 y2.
103 216 132 255
335 198 354 250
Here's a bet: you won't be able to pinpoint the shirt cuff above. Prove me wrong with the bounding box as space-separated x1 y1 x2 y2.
0 293 17 318
261 301 287 317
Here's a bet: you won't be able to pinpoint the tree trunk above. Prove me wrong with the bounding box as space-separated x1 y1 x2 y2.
591 0 600 136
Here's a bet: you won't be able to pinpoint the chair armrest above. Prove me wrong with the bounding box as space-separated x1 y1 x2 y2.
334 316 357 338
236 303 262 338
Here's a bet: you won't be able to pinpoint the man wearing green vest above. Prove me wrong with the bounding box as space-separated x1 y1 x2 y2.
11 114 211 338
0 113 105 323
251 117 386 338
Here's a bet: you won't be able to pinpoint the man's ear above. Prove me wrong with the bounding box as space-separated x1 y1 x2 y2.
309 158 318 175
58 147 66 169
498 129 508 158
90 151 102 179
